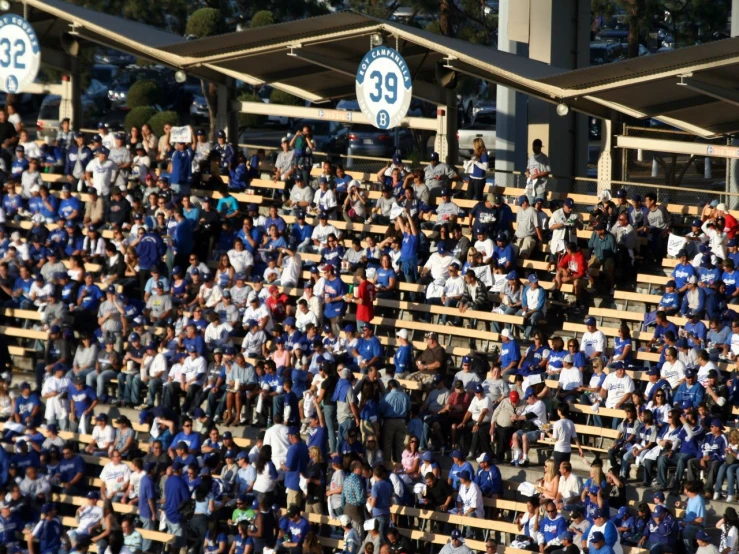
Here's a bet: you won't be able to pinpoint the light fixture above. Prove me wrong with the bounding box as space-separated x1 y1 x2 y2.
370 33 384 47
556 103 570 116
0 1 10 11
174 70 187 84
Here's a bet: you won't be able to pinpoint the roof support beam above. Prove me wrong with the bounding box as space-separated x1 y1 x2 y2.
289 49 454 106
678 78 739 109
639 95 718 117
40 46 74 73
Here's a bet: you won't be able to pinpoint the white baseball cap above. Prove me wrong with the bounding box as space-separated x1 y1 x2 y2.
501 329 513 339
339 514 352 527
396 329 409 340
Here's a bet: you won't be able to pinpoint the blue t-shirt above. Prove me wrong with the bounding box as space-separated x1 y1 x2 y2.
400 232 418 261
138 473 156 519
57 455 85 484
287 517 310 545
394 344 413 375
370 479 393 516
685 494 706 524
172 431 201 453
284 441 308 492
163 474 190 523
323 276 346 319
471 153 489 179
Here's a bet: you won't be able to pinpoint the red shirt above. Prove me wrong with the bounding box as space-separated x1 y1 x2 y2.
356 280 376 323
266 293 289 321
724 212 738 239
558 251 586 278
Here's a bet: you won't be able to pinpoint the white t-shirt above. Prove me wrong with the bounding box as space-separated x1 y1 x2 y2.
697 361 718 387
263 423 290 468
523 399 548 429
467 396 493 423
581 330 606 358
558 367 583 391
85 158 117 197
552 418 576 453
602 372 636 408
76 504 103 534
423 253 454 280
557 472 583 501
100 461 131 496
661 360 685 389
92 424 115 449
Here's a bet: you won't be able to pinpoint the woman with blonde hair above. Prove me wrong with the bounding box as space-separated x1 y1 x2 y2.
466 137 489 201
536 458 560 504
581 461 608 504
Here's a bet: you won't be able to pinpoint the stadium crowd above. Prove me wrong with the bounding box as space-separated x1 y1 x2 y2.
0 106 738 554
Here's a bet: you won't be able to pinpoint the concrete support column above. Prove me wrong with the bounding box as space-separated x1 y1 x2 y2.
59 60 81 130
597 119 613 195
495 0 528 189
729 0 739 208
434 101 459 165
216 79 240 148
526 0 590 193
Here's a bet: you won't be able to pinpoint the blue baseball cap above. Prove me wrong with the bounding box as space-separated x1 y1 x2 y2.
696 530 711 542
653 505 666 517
462 355 472 364
584 316 596 326
430 152 440 162
591 532 605 543
216 130 225 138
591 508 603 519
559 532 574 542
518 195 528 205
563 198 574 208
653 491 665 502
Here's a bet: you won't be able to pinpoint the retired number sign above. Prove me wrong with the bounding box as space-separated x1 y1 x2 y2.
0 15 41 94
355 46 412 130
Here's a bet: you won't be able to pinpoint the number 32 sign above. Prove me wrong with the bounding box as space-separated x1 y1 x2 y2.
355 46 412 130
0 15 41 94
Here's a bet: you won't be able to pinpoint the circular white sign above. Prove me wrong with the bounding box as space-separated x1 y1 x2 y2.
0 15 41 94
355 46 412 130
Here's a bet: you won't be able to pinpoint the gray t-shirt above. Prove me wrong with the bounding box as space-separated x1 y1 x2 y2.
146 293 173 319
515 206 540 239
424 162 457 190
98 299 123 333
336 386 356 424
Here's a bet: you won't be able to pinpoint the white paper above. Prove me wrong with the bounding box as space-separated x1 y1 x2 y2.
169 126 192 144
667 233 688 258
517 482 537 497
472 265 495 289
389 204 405 221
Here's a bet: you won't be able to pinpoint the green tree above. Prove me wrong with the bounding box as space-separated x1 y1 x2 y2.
124 106 157 131
250 10 275 27
148 111 181 135
269 89 303 106
126 80 161 109
237 91 267 129
186 8 226 140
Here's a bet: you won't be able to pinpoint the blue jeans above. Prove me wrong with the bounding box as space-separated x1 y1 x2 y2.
491 306 517 334
401 257 419 301
714 462 739 495
338 417 356 442
323 404 338 454
657 452 694 488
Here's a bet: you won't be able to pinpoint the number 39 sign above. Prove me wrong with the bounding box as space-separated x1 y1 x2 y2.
355 46 412 130
0 15 40 94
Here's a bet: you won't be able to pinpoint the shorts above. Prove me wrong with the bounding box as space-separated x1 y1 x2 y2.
588 256 614 274
517 429 542 442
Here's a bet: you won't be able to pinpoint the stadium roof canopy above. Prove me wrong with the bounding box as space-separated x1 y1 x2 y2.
16 0 739 138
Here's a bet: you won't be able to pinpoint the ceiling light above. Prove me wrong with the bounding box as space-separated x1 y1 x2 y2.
174 70 187 84
556 103 570 117
370 33 383 47
0 1 11 11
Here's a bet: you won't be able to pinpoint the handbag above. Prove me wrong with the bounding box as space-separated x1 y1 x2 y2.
178 498 195 520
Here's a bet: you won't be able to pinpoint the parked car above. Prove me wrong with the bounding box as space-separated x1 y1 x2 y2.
471 99 496 119
190 95 209 121
85 79 111 111
457 111 496 159
90 64 120 87
589 42 625 65
107 67 169 110
334 100 414 158
94 48 136 67
36 95 101 141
